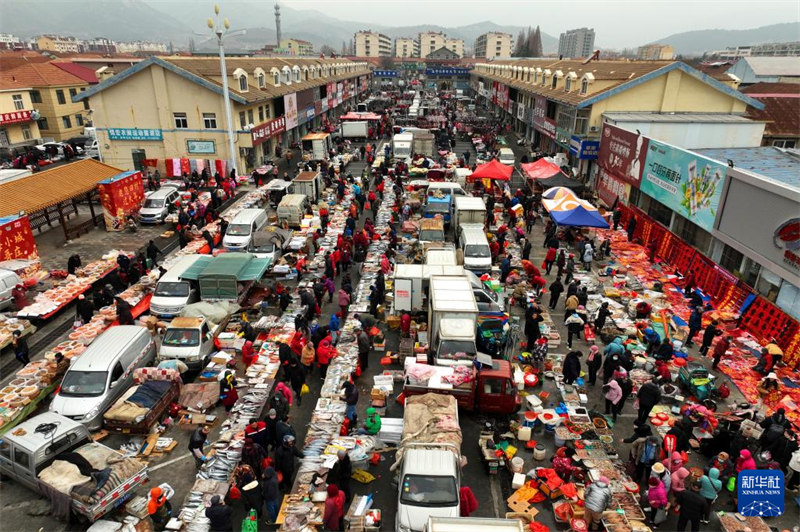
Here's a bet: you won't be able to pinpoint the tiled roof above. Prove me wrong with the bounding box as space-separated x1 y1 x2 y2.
0 159 125 217
51 62 99 84
742 83 800 138
0 62 89 88
0 51 53 70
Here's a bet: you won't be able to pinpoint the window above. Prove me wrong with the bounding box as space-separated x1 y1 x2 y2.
273 72 280 85
565 78 572 92
247 109 254 125
56 89 66 105
265 106 271 119
69 88 77 98
283 70 290 84
719 244 744 274
12 94 24 110
110 362 124 383
203 113 217 129
21 126 32 140
62 116 72 129
76 114 83 126
773 139 797 149
37 118 49 130
551 76 558 89
257 74 265 88
575 116 588 135
30 90 42 104
0 440 10 460
533 72 538 84
580 78 589 95
237 75 247 91
83 98 90 110
239 111 246 129
14 448 30 469
258 106 264 122
304 69 309 81
173 113 188 129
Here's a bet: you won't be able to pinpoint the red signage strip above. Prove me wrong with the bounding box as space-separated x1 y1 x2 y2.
251 117 287 146
0 110 32 125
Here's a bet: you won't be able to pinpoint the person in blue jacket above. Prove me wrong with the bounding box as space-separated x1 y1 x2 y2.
329 312 341 345
686 306 704 347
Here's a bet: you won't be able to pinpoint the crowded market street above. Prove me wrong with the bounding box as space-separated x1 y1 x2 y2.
1 25 799 532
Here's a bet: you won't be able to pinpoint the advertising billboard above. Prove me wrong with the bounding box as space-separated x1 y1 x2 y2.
283 93 298 130
598 123 648 186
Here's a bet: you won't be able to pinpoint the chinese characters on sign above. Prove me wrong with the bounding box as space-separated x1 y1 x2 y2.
597 123 649 186
569 136 600 160
0 215 38 261
250 117 287 146
424 68 470 76
186 140 216 154
0 110 32 125
374 70 398 77
737 470 784 517
596 167 631 207
107 128 163 141
97 171 145 232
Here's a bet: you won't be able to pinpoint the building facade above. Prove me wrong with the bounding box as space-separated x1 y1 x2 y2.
0 62 93 142
419 32 447 59
557 28 595 59
115 41 168 54
80 38 117 55
394 38 419 58
474 32 513 59
36 35 80 54
280 39 313 56
354 31 391 58
0 86 41 149
444 38 465 59
712 42 800 60
637 44 675 60
727 57 800 85
75 56 371 173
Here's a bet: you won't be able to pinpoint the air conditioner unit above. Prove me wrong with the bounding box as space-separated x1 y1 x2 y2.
589 125 599 133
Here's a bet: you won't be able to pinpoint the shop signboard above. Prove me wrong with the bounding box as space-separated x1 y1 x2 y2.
425 68 470 76
0 214 38 261
516 102 525 121
315 100 323 116
250 116 287 146
0 110 33 125
297 89 314 110
640 139 726 232
107 128 162 141
97 171 145 232
305 106 315 122
555 127 571 147
569 135 600 160
532 95 547 129
538 117 557 139
374 70 398 77
186 140 215 154
596 167 631 207
598 123 648 186
284 93 298 130
337 83 344 105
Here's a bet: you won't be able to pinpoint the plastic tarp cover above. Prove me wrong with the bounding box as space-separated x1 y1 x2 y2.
468 159 513 181
181 301 239 324
391 393 462 471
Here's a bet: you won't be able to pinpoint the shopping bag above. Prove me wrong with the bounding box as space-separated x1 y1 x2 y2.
73 318 83 329
300 384 310 396
241 509 258 532
625 455 638 476
654 507 668 525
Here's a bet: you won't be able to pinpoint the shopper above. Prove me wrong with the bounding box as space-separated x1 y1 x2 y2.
586 345 601 386
544 245 557 275
262 467 280 524
275 435 305 490
711 335 731 369
329 449 353 503
636 381 662 426
603 379 623 421
548 277 564 310
647 476 668 529
676 482 708 532
632 435 660 486
562 350 582 385
205 495 233 532
12 331 30 367
284 359 306 406
323 484 345 531
685 306 703 347
356 326 370 370
459 486 479 517
698 468 722 524
699 319 719 356
584 476 612 531
240 472 263 520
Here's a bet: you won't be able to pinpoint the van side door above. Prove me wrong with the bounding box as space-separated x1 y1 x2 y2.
200 322 213 360
12 445 36 488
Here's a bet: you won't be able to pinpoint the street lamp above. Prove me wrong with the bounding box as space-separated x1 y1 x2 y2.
207 4 245 177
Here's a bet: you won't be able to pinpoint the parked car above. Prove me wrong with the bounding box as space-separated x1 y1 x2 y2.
0 268 23 310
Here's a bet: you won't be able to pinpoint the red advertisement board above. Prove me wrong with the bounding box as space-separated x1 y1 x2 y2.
596 167 631 207
251 116 287 147
598 123 649 186
0 215 38 261
97 171 145 232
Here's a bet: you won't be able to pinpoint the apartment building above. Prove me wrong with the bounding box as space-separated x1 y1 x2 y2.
36 35 80 54
445 38 465 58
474 32 513 59
281 39 314 56
558 28 595 59
354 31 391 58
395 37 419 58
637 44 675 60
0 82 41 148
419 32 447 58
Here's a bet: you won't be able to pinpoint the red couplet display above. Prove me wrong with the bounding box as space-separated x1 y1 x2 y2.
97 170 145 232
0 214 38 261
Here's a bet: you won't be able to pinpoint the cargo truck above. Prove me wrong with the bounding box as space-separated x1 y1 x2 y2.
0 413 149 522
335 120 369 139
404 359 520 414
394 268 504 315
428 276 479 366
426 517 525 532
290 171 324 203
300 132 332 160
178 253 272 303
454 196 486 227
418 217 446 245
393 132 414 162
393 394 462 532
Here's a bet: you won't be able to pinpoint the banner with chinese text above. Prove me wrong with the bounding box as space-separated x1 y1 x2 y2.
97 171 145 232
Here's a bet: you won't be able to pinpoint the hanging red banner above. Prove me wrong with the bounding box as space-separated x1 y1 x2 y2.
0 214 38 261
97 171 145 232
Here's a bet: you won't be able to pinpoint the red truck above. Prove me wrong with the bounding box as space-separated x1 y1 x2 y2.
404 360 520 414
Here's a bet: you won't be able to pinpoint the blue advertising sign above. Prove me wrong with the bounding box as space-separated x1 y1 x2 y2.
107 128 162 141
425 68 471 76
738 470 784 516
569 136 600 160
374 70 398 77
640 139 726 232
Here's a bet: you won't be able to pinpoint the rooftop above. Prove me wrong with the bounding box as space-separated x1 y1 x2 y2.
0 61 90 88
741 82 800 96
741 83 800 138
695 146 800 190
603 112 756 124
737 57 800 76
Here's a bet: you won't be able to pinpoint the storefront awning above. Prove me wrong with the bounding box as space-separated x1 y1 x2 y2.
0 159 125 217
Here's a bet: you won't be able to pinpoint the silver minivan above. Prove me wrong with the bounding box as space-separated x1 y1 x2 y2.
50 326 156 430
458 224 492 275
222 208 268 251
0 268 23 310
139 186 180 224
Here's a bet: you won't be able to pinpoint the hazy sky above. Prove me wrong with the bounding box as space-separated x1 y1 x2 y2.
279 0 800 48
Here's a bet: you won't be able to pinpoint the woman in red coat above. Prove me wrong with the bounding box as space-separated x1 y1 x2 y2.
241 340 256 367
323 484 345 530
459 486 478 517
544 246 558 275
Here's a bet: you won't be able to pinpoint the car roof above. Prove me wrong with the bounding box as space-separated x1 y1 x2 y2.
231 208 266 224
67 326 149 372
147 186 179 199
5 413 84 450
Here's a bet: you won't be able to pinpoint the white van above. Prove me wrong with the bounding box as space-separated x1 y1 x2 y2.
138 186 180 224
149 255 203 319
50 326 156 430
222 208 268 251
458 224 492 274
426 182 466 198
159 317 221 370
277 194 309 228
0 268 22 310
498 148 515 166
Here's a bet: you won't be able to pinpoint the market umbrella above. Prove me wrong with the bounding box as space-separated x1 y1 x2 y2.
542 187 609 228
521 159 563 180
467 159 514 182
542 186 578 201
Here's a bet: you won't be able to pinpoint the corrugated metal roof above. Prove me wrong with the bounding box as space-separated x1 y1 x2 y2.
695 147 800 190
745 97 800 138
604 112 754 123
741 57 800 76
0 159 125 216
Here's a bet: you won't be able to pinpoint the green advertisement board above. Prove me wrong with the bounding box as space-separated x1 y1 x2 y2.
640 139 726 232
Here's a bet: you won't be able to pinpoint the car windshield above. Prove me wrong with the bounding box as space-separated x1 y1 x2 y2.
438 340 477 359
425 202 450 214
252 242 276 253
144 198 164 208
465 244 491 258
155 281 189 297
163 328 200 347
400 474 458 506
419 230 444 242
60 371 108 397
226 223 251 236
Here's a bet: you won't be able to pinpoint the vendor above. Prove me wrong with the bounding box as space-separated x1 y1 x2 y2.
12 284 29 310
356 407 382 436
752 347 775 375
654 339 674 362
642 327 661 354
635 300 652 320
552 447 579 481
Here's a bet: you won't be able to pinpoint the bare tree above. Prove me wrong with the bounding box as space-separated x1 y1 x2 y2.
531 26 543 57
378 56 395 70
319 44 336 57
